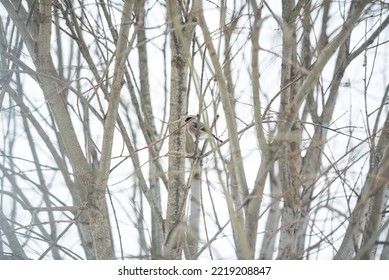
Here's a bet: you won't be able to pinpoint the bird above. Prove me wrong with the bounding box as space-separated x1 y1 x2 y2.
185 115 223 143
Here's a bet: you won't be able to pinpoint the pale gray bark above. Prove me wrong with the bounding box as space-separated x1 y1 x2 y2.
186 168 201 259
259 167 282 259
136 0 164 259
1 0 97 259
273 0 369 259
1 0 388 260
91 0 135 259
197 1 251 259
336 110 389 259
164 0 196 259
0 209 28 260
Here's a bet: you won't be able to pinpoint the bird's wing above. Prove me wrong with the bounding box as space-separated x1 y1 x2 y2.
197 121 205 130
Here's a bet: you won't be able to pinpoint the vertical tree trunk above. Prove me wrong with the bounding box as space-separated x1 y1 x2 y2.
186 166 202 259
276 0 303 259
34 0 98 259
164 0 195 259
135 0 164 259
91 0 135 259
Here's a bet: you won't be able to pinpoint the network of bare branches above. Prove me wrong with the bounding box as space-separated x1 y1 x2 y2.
1 0 389 260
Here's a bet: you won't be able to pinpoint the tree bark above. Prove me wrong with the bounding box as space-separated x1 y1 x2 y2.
164 0 195 259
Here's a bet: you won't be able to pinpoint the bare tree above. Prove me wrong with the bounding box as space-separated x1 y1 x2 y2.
1 0 389 260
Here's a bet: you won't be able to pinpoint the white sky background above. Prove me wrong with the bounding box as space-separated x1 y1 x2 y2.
1 0 389 259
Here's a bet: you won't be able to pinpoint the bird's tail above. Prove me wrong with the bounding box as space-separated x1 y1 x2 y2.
212 134 223 143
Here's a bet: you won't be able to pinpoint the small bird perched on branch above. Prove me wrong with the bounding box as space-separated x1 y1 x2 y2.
185 115 223 143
